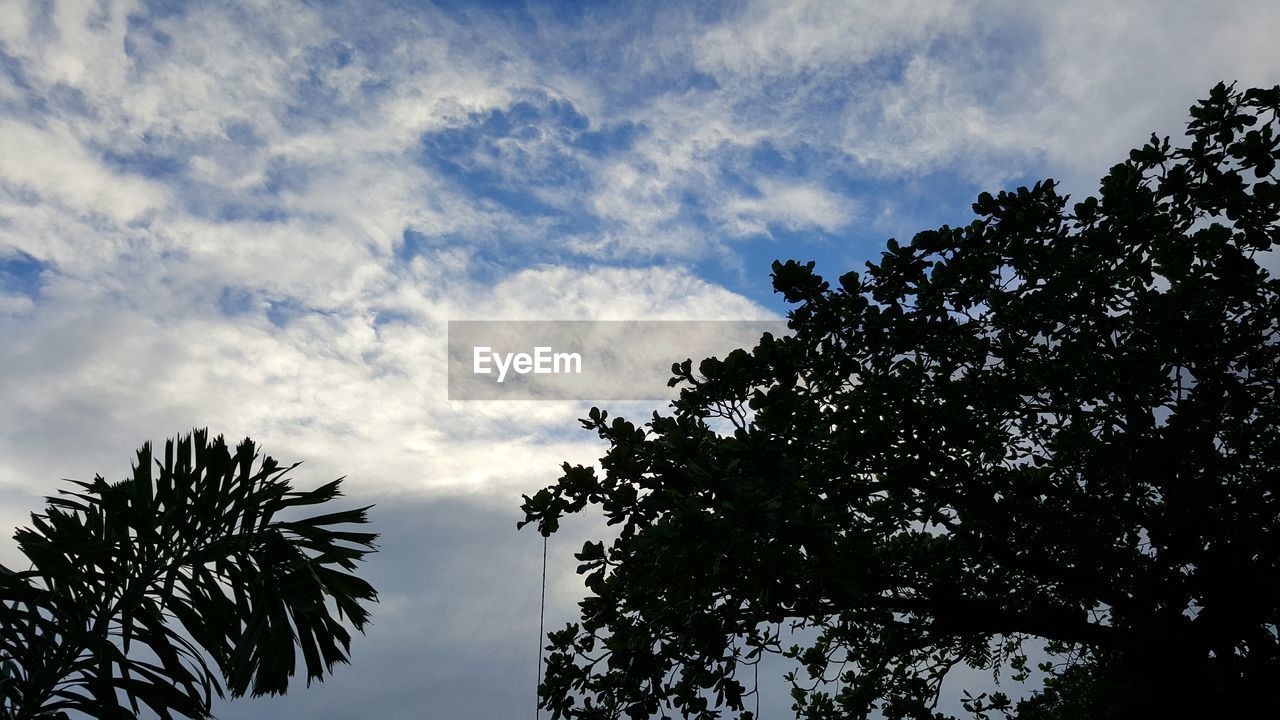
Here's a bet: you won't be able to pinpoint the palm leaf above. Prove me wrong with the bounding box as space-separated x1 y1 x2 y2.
0 430 378 719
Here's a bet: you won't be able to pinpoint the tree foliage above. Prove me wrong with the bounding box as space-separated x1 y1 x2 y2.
521 83 1280 718
0 430 378 719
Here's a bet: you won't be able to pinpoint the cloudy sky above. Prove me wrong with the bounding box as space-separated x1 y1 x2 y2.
1 0 1278 717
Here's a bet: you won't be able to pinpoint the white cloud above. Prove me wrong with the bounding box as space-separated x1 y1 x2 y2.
0 119 167 221
676 0 1280 191
590 160 682 227
1 0 1277 518
695 0 967 77
717 179 854 237
0 294 34 315
0 254 773 507
1011 0 1280 192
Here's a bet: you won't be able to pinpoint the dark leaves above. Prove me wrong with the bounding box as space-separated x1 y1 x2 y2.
522 84 1280 719
0 430 378 719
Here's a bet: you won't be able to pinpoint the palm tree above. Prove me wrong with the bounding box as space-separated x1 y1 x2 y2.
0 430 378 719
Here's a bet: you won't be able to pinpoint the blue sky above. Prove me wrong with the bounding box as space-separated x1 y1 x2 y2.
1 0 1278 717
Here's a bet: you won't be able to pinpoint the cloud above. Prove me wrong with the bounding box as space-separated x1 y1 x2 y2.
694 0 967 77
1 0 1274 540
0 119 167 221
0 255 773 512
717 179 854 237
1011 0 1280 191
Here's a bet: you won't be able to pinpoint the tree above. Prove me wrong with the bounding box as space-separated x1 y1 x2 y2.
520 82 1280 719
0 429 378 719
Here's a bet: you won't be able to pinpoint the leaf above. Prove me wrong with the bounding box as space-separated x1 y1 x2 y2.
1 430 378 718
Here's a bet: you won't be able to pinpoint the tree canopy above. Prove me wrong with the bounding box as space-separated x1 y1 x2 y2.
521 82 1280 719
0 430 378 719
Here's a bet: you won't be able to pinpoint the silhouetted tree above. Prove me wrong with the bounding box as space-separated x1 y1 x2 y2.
521 83 1280 719
0 430 378 719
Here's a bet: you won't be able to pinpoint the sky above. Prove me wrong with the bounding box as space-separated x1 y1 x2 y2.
0 0 1278 717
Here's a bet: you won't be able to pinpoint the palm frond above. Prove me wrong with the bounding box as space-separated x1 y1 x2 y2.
0 430 378 719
